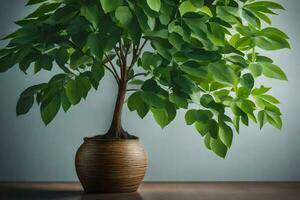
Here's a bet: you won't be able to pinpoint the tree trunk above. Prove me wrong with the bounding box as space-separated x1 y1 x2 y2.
104 80 136 139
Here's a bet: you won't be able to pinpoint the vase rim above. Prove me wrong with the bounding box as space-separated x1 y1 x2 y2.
84 136 139 142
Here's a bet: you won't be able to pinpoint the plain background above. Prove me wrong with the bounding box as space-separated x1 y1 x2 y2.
0 0 299 181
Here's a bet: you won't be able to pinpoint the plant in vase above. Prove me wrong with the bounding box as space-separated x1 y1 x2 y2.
0 0 289 193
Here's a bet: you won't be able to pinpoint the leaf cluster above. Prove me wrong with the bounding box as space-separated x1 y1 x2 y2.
0 0 289 157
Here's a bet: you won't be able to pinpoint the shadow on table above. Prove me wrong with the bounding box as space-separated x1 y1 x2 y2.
0 186 144 200
80 192 143 200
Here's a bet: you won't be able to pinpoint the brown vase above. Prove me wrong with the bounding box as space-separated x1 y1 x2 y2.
75 137 147 193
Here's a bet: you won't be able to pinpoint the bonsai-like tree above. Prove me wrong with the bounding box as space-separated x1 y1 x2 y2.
0 0 289 157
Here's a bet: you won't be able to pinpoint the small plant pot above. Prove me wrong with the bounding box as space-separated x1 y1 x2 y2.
75 137 147 193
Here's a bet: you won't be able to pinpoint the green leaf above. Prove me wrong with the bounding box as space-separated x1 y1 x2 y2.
146 0 161 12
258 110 266 129
55 48 69 68
233 116 240 133
237 87 250 99
198 110 214 122
151 107 169 128
80 4 102 29
259 94 280 104
165 103 176 124
190 0 204 7
140 52 162 70
142 79 167 95
219 123 233 148
240 73 254 89
26 0 47 6
237 100 255 115
261 62 288 80
127 92 143 111
91 62 105 82
208 22 226 46
20 83 47 97
208 119 219 139
185 109 199 125
77 75 91 99
249 63 263 78
168 32 184 50
99 0 123 13
208 62 238 86
231 102 243 116
251 86 271 95
244 1 284 10
40 94 61 125
70 53 93 68
185 109 214 125
255 32 290 51
61 90 71 112
195 121 208 136
210 138 227 158
204 134 211 150
65 79 82 105
115 6 133 27
180 61 207 78
26 3 61 18
16 95 34 116
253 11 271 25
179 1 198 16
259 27 289 39
0 53 15 72
87 33 103 58
199 6 213 17
266 112 282 130
200 94 214 108
129 79 144 85
141 91 165 108
137 103 149 119
216 6 240 24
242 8 261 28
169 93 188 109
35 54 53 71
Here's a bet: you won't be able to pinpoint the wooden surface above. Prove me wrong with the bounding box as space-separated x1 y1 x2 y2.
0 182 299 200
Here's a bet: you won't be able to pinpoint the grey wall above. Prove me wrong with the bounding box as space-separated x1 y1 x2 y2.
0 0 300 182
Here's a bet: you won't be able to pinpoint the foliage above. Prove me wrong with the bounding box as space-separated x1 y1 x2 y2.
0 0 289 157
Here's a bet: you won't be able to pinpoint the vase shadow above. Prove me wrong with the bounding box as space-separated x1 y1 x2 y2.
0 186 83 200
80 192 143 200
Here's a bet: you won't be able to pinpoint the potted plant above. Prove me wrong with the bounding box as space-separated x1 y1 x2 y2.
0 0 289 193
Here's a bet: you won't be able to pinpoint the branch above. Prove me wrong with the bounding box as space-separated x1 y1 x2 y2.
127 39 148 76
104 53 120 81
125 42 131 58
118 40 127 81
103 64 121 85
126 89 140 92
127 72 148 83
61 65 76 75
119 40 125 63
138 39 148 56
114 47 122 66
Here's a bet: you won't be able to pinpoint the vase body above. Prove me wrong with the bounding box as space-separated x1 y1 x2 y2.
75 137 147 193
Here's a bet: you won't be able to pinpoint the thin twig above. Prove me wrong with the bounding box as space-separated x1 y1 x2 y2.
114 47 122 65
137 39 148 56
127 39 148 77
126 89 140 92
103 64 121 85
104 53 120 81
130 72 148 80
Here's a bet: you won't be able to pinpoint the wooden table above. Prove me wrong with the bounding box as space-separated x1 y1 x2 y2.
0 182 299 200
